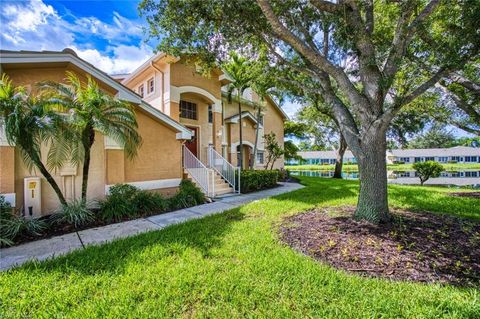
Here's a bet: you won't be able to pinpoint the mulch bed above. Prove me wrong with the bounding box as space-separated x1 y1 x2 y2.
279 206 480 287
450 192 480 199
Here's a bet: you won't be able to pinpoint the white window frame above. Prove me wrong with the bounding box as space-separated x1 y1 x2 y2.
138 84 145 98
147 77 155 95
256 150 264 165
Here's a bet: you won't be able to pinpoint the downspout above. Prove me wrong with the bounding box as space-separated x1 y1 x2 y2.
150 61 165 113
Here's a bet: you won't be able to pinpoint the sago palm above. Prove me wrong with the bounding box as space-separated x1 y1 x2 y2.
40 72 142 202
224 52 254 169
0 74 68 205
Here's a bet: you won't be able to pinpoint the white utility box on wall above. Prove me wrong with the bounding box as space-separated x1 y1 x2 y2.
24 177 41 218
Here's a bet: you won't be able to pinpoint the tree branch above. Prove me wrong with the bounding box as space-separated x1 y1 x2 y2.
383 0 441 79
256 0 369 116
308 0 340 13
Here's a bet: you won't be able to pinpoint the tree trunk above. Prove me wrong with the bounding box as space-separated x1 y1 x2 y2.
353 134 390 223
333 134 347 179
238 96 243 170
251 107 261 169
81 125 95 202
34 157 67 206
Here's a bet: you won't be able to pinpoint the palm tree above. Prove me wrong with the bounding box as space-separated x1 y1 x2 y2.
0 74 68 205
251 74 274 169
40 72 142 202
224 53 254 169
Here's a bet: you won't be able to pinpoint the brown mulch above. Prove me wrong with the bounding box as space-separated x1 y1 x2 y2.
279 206 480 287
450 192 480 199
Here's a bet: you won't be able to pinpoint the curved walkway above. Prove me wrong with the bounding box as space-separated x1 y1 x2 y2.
0 182 303 271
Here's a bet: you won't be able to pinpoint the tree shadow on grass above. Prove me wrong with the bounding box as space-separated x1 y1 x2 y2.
18 208 246 276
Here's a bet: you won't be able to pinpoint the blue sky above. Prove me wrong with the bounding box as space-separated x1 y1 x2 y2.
0 0 301 116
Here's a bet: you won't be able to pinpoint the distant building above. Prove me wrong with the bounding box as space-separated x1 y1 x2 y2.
287 146 480 165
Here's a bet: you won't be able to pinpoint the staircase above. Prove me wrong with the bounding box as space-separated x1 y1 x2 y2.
183 145 238 198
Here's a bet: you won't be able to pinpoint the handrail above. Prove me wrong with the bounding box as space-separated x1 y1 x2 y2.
207 146 240 193
183 145 214 197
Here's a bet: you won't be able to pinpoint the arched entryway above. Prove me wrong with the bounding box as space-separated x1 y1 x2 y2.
236 143 254 169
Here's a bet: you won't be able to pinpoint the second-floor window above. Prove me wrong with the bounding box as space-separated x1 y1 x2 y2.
208 105 213 123
147 78 154 94
258 114 264 126
256 151 264 165
180 100 197 120
138 84 144 97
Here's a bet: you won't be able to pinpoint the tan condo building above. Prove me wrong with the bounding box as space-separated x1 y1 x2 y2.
0 49 286 217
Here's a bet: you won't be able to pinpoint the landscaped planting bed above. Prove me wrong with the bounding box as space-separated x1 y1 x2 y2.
280 206 480 286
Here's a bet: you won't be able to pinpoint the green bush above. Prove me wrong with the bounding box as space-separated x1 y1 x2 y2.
168 180 205 210
448 160 458 164
100 184 173 222
239 170 279 193
51 199 95 228
1 195 47 247
277 168 290 182
412 161 444 186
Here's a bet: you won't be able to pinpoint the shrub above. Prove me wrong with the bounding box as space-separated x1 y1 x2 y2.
412 161 444 186
1 195 47 247
277 168 290 182
168 180 205 210
239 169 279 193
100 184 169 222
132 191 167 214
50 199 95 228
448 160 458 164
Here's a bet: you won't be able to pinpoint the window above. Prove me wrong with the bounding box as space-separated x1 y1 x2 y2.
414 157 422 163
138 84 144 98
180 100 197 120
425 157 434 162
438 156 448 163
258 114 264 126
147 78 154 94
208 105 213 123
399 157 410 163
465 156 478 163
256 151 264 164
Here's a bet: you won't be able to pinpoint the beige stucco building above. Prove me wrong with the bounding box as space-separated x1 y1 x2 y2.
0 49 286 217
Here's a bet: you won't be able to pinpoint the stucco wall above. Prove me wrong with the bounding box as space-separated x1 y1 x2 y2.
0 146 15 194
178 92 214 163
171 60 222 100
124 109 183 182
2 64 184 215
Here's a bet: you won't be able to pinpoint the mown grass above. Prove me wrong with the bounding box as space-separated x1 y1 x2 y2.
1 177 479 318
287 163 480 171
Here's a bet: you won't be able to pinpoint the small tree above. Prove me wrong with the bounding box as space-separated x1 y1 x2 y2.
412 161 444 186
264 132 284 170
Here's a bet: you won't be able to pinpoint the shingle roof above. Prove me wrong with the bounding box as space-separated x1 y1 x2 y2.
391 146 480 157
297 146 480 159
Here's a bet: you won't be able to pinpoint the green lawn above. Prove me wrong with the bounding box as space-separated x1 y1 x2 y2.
287 163 480 171
1 177 479 318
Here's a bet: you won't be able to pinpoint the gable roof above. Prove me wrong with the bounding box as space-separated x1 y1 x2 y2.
391 146 480 157
221 90 288 120
0 49 192 140
225 111 262 126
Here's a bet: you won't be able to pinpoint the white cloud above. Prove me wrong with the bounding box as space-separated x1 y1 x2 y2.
282 99 303 118
74 44 151 74
0 0 151 74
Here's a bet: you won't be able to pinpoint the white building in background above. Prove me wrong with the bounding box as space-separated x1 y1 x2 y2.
288 146 480 165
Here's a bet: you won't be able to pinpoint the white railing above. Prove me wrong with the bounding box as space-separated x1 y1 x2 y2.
207 146 241 193
183 145 215 197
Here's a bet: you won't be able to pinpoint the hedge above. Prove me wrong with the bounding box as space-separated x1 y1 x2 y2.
238 170 279 193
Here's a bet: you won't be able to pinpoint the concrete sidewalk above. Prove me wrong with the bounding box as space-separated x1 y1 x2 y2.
0 182 304 271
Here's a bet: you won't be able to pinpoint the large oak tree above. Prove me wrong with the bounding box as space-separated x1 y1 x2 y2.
140 0 480 223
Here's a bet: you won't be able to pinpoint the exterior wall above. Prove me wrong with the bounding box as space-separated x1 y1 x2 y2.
2 64 184 215
124 109 183 183
178 92 214 163
13 132 105 214
125 64 166 111
263 99 285 169
170 60 222 100
0 146 15 197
